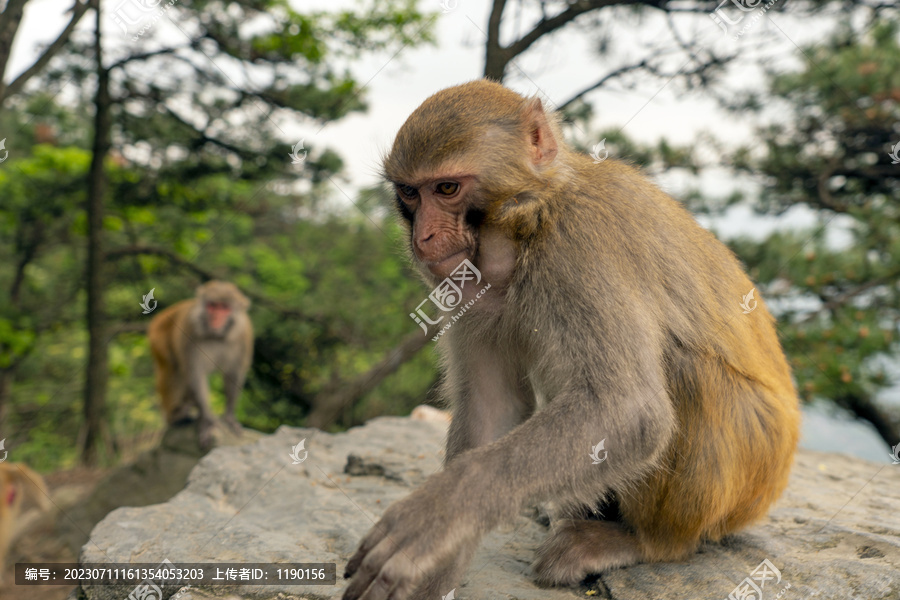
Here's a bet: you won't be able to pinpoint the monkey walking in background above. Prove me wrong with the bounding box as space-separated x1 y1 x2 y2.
342 81 801 599
0 462 51 578
148 281 253 450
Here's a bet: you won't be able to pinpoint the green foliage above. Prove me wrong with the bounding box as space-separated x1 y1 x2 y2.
0 0 434 469
731 20 900 214
714 18 900 430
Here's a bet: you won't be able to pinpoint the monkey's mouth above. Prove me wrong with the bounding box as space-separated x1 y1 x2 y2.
423 249 471 279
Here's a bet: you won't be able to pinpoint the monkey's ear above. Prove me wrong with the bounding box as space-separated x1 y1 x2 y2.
523 97 558 166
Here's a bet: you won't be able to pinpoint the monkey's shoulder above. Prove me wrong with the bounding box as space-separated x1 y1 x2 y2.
147 299 195 335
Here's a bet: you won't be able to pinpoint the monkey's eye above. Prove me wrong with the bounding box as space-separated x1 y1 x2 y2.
396 184 418 200
435 182 459 196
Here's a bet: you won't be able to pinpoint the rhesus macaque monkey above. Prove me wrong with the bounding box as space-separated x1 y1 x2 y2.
0 462 51 576
343 81 801 599
148 281 253 449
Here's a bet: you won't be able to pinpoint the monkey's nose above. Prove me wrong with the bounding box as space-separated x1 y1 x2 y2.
417 231 436 248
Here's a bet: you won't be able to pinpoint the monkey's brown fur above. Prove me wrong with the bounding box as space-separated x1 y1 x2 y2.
0 462 51 577
343 81 800 599
148 281 253 449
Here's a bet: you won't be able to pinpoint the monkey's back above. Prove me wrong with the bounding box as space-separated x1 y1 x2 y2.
569 157 795 385
147 299 197 421
147 299 194 370
539 156 800 551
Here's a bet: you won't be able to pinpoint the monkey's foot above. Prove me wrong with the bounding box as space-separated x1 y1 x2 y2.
222 414 243 434
532 520 643 586
198 418 217 451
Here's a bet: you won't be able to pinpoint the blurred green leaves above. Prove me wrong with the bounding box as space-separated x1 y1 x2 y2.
0 0 435 469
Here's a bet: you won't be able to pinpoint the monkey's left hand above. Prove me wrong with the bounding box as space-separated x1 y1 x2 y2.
342 470 478 600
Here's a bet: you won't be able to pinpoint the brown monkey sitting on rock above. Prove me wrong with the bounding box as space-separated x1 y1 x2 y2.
342 80 800 600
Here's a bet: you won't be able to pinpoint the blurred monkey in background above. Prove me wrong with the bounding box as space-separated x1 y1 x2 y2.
148 281 253 449
0 462 50 577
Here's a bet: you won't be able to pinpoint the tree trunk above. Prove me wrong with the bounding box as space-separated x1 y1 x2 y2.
0 369 12 425
0 0 28 102
483 48 509 81
483 0 508 81
306 325 440 429
80 0 112 465
0 249 39 422
0 0 91 106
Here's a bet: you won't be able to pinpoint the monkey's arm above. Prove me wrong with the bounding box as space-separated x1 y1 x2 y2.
443 342 533 464
343 361 674 600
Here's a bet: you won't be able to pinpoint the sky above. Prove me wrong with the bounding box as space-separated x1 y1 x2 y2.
9 0 826 198
5 0 896 461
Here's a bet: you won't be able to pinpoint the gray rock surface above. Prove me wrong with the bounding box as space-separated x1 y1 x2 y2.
59 423 261 554
78 418 900 599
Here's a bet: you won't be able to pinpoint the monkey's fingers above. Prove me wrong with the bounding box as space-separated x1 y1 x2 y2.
342 537 412 600
344 521 389 578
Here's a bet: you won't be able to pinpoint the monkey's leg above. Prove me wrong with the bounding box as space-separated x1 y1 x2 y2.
619 383 797 566
168 387 195 424
187 370 217 449
160 375 195 425
532 519 645 586
222 369 246 434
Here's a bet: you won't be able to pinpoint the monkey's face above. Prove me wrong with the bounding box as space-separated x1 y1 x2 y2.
385 81 553 282
392 174 484 280
205 301 233 333
4 482 16 507
195 281 250 335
